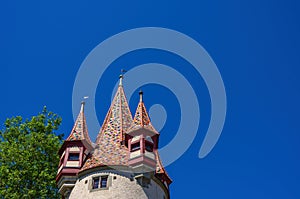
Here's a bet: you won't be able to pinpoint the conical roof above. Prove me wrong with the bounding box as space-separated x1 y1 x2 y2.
127 91 159 134
81 77 133 170
66 102 92 145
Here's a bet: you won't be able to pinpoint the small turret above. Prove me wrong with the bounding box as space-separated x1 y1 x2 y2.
126 90 172 188
124 91 158 186
56 102 93 199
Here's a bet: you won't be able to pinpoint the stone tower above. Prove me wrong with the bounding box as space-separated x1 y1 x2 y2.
56 76 172 199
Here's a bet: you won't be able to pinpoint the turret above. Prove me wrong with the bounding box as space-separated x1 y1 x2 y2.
57 74 171 199
56 102 93 199
126 91 158 174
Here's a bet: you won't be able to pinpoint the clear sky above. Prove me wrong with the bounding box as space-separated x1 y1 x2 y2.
1 1 300 198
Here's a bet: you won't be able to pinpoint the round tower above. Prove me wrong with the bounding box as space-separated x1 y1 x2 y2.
57 76 171 199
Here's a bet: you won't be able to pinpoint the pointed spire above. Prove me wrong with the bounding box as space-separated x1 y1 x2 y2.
134 90 150 127
134 100 150 127
96 82 133 144
81 76 133 170
66 101 92 145
127 91 159 134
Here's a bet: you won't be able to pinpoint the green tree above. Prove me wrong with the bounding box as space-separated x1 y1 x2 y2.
0 107 63 199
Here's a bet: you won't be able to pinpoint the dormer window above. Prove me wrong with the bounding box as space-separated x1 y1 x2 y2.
131 142 140 152
68 153 79 161
145 136 154 152
145 142 153 152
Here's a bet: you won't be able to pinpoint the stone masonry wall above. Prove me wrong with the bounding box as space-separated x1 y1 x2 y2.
69 169 166 199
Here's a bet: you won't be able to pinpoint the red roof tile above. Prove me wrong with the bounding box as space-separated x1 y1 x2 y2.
81 83 133 171
127 91 159 134
80 81 171 185
66 102 92 145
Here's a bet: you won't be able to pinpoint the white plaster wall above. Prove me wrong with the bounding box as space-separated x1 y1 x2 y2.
132 136 140 142
130 150 141 159
69 170 166 199
69 147 80 152
66 161 79 167
144 151 155 159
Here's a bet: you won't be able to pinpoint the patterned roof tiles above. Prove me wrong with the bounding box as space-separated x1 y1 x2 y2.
66 102 92 145
80 81 171 186
127 92 159 134
81 84 133 171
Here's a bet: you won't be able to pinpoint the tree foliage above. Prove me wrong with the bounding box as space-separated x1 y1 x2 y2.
0 107 63 198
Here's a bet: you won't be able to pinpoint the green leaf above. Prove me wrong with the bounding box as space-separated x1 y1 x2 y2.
0 107 63 198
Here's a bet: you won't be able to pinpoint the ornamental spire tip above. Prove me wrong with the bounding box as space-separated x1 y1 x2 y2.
139 90 143 102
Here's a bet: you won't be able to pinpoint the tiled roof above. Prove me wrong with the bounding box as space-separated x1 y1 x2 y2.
80 82 171 186
81 84 133 171
133 97 150 126
66 102 92 145
127 92 159 134
155 150 172 185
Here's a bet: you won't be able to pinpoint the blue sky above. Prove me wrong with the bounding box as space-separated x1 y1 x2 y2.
1 0 300 198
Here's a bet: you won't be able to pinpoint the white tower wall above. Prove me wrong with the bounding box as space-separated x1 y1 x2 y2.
69 169 167 199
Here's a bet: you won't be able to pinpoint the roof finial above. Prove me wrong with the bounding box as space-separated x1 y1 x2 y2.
80 101 85 112
119 69 127 86
119 74 123 86
80 96 88 112
139 90 143 102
